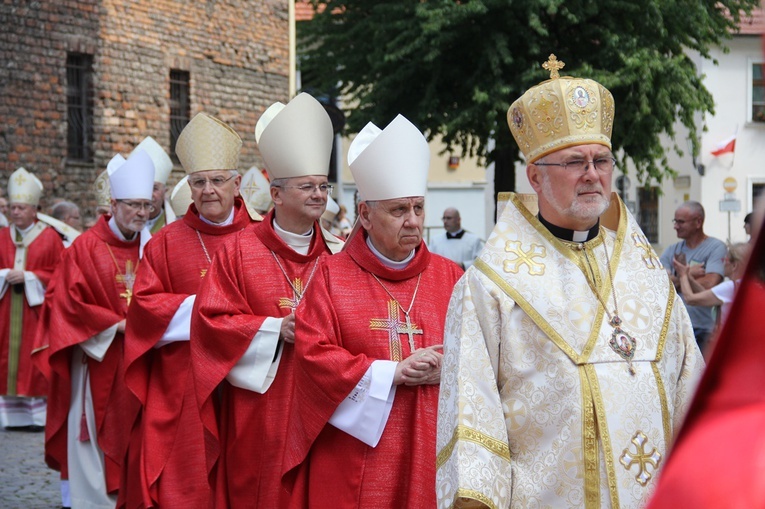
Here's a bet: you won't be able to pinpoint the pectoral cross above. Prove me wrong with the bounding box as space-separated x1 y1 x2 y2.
369 300 423 361
115 260 137 306
278 277 304 311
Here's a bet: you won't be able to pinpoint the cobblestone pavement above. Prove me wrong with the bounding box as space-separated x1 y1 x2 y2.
0 428 60 508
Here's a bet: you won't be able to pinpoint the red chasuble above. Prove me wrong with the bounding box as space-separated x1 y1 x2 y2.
282 231 463 509
191 209 336 508
0 223 63 397
39 215 141 491
646 229 765 508
121 198 253 509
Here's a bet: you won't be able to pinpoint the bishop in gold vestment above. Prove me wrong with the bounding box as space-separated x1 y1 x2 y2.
436 55 704 509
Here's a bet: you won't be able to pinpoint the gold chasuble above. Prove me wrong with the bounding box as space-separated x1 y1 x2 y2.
436 194 704 509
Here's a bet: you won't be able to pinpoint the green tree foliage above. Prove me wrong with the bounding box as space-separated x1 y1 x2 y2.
299 0 760 188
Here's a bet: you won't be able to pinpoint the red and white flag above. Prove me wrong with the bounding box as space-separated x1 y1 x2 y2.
710 135 736 156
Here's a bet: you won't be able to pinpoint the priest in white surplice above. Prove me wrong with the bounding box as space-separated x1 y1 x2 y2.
436 55 705 509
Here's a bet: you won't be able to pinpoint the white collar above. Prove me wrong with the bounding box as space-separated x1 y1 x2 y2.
199 207 235 227
273 218 313 255
366 236 414 269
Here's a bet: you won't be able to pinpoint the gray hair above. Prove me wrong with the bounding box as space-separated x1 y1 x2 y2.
679 201 705 221
270 177 288 189
51 201 79 220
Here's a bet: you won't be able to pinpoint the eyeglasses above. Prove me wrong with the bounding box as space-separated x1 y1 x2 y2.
278 183 334 194
189 175 236 189
117 200 155 212
533 157 616 173
672 218 699 225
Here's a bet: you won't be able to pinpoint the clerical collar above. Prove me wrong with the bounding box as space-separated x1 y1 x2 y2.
446 229 465 240
199 207 235 227
273 218 313 255
366 236 414 269
538 213 599 242
108 216 138 242
16 222 35 236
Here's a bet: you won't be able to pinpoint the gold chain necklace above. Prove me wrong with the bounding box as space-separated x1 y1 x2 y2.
196 230 212 278
270 251 320 310
580 232 637 375
370 273 423 351
105 243 138 307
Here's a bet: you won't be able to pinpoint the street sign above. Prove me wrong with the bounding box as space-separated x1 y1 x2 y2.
719 199 741 212
723 177 737 193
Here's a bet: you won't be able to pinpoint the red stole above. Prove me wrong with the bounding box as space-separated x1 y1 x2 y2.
283 231 464 509
41 215 140 491
191 208 334 508
1 224 63 396
121 198 253 509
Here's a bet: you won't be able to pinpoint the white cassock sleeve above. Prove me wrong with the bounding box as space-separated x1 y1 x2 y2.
329 359 397 447
80 323 118 362
154 295 195 348
23 271 46 307
225 316 283 394
0 268 9 299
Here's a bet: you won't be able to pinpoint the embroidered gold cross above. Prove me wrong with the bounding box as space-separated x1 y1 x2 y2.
631 232 662 269
504 240 546 275
278 277 303 311
241 181 260 201
619 431 661 486
115 260 137 306
369 300 423 361
13 172 27 186
542 54 565 79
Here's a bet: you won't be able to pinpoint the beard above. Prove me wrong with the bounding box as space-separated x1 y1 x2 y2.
539 172 610 225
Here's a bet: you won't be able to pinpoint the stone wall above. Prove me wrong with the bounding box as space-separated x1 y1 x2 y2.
0 0 289 217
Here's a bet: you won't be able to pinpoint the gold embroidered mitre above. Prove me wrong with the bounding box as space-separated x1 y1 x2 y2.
8 167 43 206
176 112 242 174
507 54 615 163
93 169 111 208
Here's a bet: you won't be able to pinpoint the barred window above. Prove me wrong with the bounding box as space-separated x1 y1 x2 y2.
66 53 94 161
169 70 190 158
637 186 659 244
753 63 765 123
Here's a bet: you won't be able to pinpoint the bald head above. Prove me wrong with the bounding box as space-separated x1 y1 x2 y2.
442 207 462 234
51 201 82 231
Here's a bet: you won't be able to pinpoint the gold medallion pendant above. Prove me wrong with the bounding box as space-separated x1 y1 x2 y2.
608 316 636 374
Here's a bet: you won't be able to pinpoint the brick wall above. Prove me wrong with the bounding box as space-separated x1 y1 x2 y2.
0 0 289 217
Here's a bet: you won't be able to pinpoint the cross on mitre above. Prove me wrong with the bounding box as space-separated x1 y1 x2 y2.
242 181 260 201
542 54 565 79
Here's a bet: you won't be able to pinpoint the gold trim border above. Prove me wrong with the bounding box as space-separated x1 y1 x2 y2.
450 489 498 509
437 424 511 471
475 258 583 364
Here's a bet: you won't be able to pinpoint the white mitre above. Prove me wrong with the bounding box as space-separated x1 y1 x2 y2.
130 136 173 185
256 93 333 180
8 167 43 206
322 195 340 222
348 115 429 201
241 166 272 213
108 149 155 200
170 176 193 218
